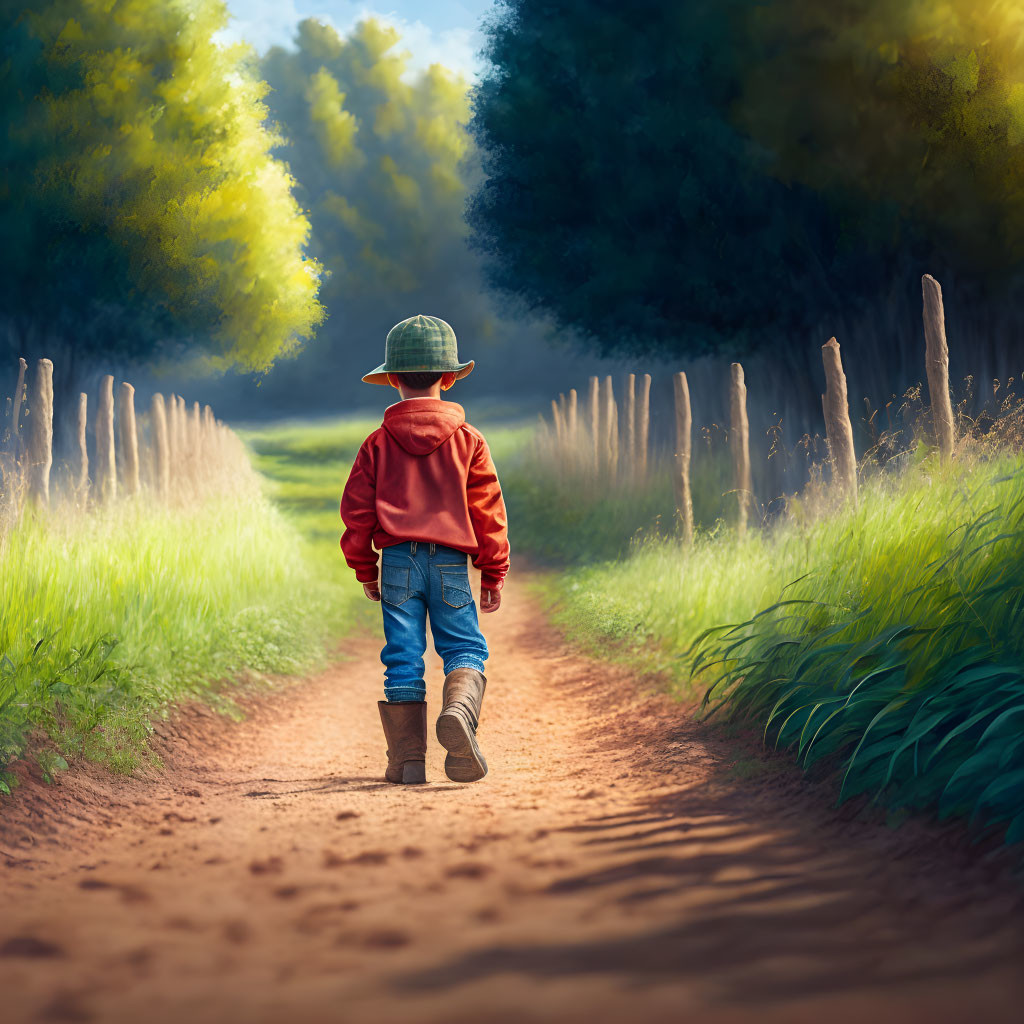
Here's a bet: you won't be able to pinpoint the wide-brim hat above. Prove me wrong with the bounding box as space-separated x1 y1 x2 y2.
362 314 474 385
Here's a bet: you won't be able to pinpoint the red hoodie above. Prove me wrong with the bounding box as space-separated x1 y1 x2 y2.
340 399 510 590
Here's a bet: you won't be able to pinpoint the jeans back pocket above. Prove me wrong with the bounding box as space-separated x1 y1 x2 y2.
438 566 472 609
381 564 412 606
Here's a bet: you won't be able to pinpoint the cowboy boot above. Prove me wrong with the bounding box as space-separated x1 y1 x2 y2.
377 700 427 784
436 668 488 782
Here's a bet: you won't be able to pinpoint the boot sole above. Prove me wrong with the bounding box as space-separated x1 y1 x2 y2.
436 713 487 782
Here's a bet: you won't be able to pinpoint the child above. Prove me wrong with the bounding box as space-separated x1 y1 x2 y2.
340 315 510 785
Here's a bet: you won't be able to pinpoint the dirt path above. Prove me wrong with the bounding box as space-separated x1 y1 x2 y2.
2 573 1023 1024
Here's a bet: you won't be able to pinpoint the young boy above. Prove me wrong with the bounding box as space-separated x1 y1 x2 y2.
340 315 510 785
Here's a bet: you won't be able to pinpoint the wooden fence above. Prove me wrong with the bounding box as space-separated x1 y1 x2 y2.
538 274 961 538
1 360 249 529
539 371 653 484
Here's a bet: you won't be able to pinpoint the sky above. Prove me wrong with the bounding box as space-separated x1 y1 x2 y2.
217 1 496 79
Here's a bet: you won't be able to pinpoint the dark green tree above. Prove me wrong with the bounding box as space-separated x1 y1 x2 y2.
469 0 1024 407
469 1 853 362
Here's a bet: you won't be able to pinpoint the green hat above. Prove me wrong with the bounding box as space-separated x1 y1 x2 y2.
362 314 474 385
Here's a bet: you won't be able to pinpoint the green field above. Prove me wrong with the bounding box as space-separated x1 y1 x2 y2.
239 415 381 549
0 402 534 791
0 491 364 786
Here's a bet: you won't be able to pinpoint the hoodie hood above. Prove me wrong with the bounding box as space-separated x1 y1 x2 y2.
382 398 466 455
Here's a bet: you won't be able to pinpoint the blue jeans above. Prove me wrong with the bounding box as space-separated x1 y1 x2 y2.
379 541 488 702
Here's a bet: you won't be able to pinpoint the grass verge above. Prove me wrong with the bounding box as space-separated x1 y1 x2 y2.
0 490 365 788
540 450 1024 847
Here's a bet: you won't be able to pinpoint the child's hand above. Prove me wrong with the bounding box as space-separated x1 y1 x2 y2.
480 587 501 613
363 583 381 602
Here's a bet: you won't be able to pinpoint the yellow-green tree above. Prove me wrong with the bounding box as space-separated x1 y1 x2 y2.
1 0 324 372
259 18 480 319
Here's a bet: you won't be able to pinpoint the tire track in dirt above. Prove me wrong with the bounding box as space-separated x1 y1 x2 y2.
2 572 1023 1024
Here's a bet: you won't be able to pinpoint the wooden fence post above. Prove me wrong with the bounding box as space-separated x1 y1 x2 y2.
190 400 201 473
821 337 858 500
118 382 140 495
10 357 27 451
96 374 116 503
150 394 170 500
165 395 175 467
74 392 88 497
566 388 578 467
730 363 752 537
921 274 956 460
637 373 651 482
166 394 180 473
202 404 215 450
609 388 619 476
185 397 195 455
673 371 694 544
174 395 187 485
27 358 54 506
551 398 565 453
600 375 615 475
625 373 636 475
588 376 600 473
184 400 199 488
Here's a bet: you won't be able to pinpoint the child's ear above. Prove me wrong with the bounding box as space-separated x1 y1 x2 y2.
387 373 400 390
440 372 457 391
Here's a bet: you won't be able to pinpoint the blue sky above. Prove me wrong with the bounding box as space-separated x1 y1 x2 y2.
218 1 496 78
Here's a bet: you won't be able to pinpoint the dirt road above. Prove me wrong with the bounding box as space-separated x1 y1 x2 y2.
2 573 1023 1024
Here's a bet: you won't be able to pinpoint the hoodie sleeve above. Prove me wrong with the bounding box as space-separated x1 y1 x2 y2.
340 438 380 584
466 435 510 590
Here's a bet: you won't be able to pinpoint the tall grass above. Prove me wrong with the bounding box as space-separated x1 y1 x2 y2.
542 445 1024 845
0 495 363 784
0 404 535 789
691 454 1024 845
501 435 734 565
240 416 380 546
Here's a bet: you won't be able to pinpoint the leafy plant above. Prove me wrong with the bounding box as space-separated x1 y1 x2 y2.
545 446 1024 847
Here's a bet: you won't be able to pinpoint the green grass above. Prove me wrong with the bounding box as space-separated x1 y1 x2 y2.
500 439 735 565
240 416 380 547
542 448 1024 846
238 410 536 556
0 494 365 785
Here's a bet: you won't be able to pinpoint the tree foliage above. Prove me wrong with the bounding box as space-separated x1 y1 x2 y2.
0 0 324 371
735 0 1024 274
470 0 1024 364
258 18 481 324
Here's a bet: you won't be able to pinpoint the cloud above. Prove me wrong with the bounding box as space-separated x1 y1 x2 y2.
383 19 481 80
216 1 486 81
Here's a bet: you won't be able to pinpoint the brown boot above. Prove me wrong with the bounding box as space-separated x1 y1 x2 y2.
377 700 427 784
435 668 488 782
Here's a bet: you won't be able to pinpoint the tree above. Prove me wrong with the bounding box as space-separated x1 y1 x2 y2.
0 0 324 373
734 0 1024 276
469 0 1024 392
190 15 565 411
469 1 851 362
258 18 487 335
